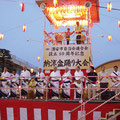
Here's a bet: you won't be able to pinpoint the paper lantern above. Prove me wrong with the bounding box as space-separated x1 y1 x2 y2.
0 33 3 40
37 56 40 62
20 3 25 12
23 25 26 32
53 0 57 7
107 2 112 12
118 20 120 27
108 34 111 41
30 68 34 73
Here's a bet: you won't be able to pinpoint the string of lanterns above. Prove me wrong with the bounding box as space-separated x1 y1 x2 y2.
0 1 120 42
107 2 112 12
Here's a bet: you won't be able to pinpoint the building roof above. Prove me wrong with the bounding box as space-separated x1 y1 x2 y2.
95 59 120 73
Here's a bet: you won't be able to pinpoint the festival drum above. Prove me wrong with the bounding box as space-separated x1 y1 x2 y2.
81 34 86 44
55 33 64 45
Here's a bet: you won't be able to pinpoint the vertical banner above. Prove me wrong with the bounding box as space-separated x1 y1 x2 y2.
43 44 90 70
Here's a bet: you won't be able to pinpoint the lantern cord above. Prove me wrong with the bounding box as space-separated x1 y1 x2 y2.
3 17 41 33
92 5 120 12
94 24 120 44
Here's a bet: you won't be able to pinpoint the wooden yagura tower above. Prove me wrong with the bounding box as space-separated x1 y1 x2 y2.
36 0 100 76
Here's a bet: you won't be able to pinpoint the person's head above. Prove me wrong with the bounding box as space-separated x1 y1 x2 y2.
114 66 118 72
23 65 27 71
90 66 94 72
38 68 42 73
101 66 105 72
67 28 70 32
12 70 16 75
65 67 69 73
76 21 79 26
53 66 57 72
76 66 80 72
4 67 8 72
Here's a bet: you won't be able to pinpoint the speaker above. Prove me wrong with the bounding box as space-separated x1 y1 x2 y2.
40 3 46 11
85 1 92 9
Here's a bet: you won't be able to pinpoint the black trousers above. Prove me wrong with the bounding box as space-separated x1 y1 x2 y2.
66 39 70 45
76 35 81 44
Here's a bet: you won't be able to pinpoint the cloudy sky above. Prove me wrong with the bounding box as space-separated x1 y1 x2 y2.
0 0 120 68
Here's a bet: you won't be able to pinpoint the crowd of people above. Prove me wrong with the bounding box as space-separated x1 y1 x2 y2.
0 65 120 100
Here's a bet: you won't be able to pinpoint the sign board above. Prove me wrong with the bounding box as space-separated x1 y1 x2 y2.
43 44 90 70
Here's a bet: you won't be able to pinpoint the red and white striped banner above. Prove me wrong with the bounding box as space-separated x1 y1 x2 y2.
0 100 120 120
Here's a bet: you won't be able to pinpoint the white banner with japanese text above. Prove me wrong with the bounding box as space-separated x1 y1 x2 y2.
43 44 90 70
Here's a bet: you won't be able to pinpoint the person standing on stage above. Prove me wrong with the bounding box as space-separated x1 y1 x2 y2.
49 66 61 99
111 66 120 98
62 67 72 99
1 67 10 78
10 70 19 97
11 70 19 85
64 28 74 45
74 21 86 44
20 65 30 98
36 68 46 99
20 65 31 80
87 66 98 99
74 66 84 99
1 67 11 86
99 66 109 87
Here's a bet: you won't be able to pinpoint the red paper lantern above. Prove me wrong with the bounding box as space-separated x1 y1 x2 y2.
37 56 40 62
108 34 111 41
118 20 120 27
0 33 4 40
107 2 112 12
30 68 34 73
20 3 25 12
23 25 26 32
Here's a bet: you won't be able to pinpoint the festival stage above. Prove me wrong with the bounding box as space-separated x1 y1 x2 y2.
0 99 120 120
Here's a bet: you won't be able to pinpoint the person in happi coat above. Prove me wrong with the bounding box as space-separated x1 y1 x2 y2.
62 67 72 99
49 66 61 99
20 66 30 98
9 70 19 98
36 68 46 99
74 66 84 99
111 66 120 99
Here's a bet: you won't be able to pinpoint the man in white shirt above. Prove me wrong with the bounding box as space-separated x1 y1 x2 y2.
62 67 72 99
98 66 109 100
20 65 31 80
111 66 120 97
99 66 109 83
10 70 19 97
49 66 61 99
74 66 84 99
1 67 11 78
11 70 19 85
99 66 109 88
36 68 46 99
20 65 30 98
